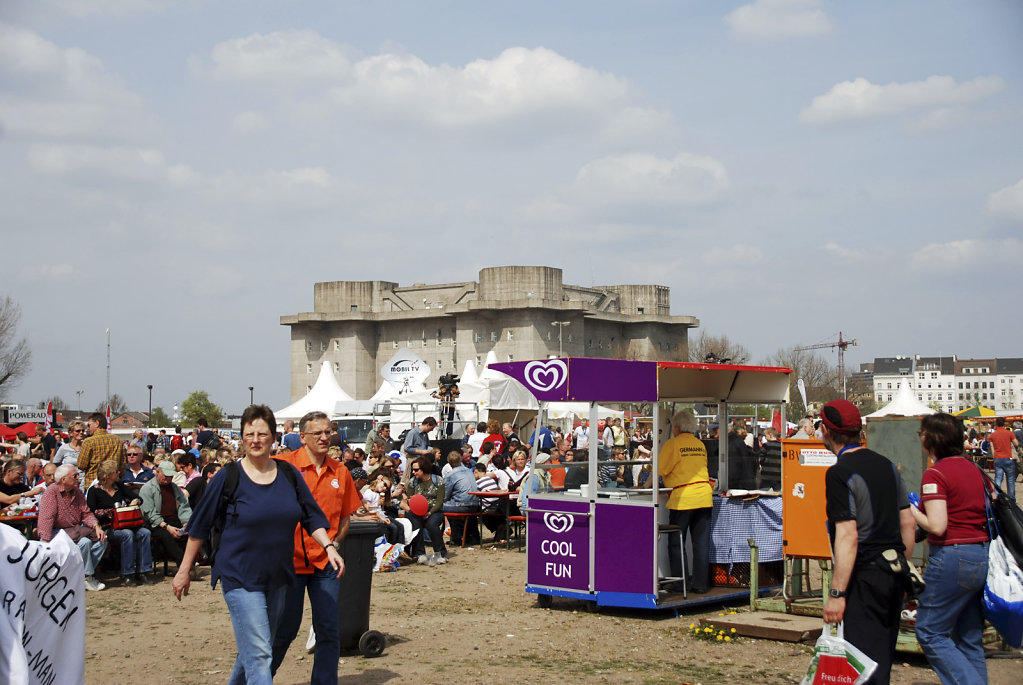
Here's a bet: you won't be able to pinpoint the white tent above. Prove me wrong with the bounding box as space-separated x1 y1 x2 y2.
866 379 936 418
276 362 354 421
460 359 479 384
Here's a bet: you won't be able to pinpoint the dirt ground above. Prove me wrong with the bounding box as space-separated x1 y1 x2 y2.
84 544 1021 685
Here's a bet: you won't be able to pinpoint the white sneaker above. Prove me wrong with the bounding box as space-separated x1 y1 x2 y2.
305 626 316 653
428 554 437 567
417 554 430 565
434 553 448 565
85 575 106 592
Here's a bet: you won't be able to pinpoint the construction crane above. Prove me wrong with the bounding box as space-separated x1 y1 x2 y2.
795 332 858 399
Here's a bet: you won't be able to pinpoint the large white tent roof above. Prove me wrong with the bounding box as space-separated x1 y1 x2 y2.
866 379 936 418
275 362 354 421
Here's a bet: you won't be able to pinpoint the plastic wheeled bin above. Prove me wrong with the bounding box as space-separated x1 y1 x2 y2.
338 520 386 657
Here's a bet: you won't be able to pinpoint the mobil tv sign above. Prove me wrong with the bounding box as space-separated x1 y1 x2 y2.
527 499 589 591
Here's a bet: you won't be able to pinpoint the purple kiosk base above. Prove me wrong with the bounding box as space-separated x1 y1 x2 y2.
491 357 791 613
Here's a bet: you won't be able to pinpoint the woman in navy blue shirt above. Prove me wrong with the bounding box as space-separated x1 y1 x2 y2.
172 405 343 685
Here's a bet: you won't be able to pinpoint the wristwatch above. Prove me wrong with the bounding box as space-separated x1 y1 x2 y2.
829 588 847 598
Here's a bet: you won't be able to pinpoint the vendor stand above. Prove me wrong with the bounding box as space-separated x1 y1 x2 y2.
490 357 792 611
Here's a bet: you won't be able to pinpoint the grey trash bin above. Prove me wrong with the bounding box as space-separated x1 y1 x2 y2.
338 520 386 657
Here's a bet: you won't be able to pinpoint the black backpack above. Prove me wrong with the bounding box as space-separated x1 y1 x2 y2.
207 459 310 568
204 432 223 451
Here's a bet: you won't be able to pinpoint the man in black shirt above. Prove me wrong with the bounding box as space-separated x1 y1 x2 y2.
821 400 915 685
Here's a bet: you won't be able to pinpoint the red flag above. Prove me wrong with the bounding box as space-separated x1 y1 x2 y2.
106 404 112 430
771 410 782 433
45 401 53 433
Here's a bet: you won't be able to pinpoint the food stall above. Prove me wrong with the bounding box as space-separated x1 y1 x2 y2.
490 357 792 611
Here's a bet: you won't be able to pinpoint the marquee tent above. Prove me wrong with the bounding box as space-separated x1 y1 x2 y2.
866 379 936 418
275 361 354 421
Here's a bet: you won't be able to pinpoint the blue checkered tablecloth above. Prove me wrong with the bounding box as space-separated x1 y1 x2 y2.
709 496 783 565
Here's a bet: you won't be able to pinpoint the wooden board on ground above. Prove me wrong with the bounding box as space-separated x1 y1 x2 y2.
700 611 822 642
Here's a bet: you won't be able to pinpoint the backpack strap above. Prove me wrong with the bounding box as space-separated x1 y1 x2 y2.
272 459 311 567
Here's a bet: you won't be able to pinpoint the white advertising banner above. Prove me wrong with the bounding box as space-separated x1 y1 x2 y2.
0 525 86 685
380 348 431 392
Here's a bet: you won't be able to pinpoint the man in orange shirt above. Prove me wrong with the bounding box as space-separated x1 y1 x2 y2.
989 417 1020 499
271 410 363 684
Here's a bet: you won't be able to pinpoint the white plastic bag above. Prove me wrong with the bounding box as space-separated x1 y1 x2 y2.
983 535 1023 647
800 622 878 685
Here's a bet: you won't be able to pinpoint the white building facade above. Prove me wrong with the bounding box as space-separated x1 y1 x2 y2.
871 355 1023 413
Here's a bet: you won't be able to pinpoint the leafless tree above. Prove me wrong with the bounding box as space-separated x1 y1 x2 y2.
688 331 751 365
0 296 31 399
37 395 67 410
763 347 840 417
94 393 129 415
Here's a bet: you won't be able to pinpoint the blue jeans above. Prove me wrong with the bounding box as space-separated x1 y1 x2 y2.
76 537 107 576
916 542 988 685
667 507 711 592
270 568 340 685
223 585 287 685
111 527 153 576
993 458 1016 499
407 511 447 557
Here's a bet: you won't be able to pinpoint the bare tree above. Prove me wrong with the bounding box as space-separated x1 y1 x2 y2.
688 331 751 365
94 393 129 415
763 347 840 418
0 296 31 399
37 395 67 410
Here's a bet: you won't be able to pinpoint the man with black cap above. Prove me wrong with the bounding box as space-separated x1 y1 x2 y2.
820 399 915 685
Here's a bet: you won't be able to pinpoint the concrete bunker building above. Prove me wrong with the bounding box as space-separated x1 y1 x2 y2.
281 266 699 401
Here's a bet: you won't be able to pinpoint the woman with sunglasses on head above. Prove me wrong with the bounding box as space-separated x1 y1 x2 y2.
53 419 86 480
172 404 342 685
911 412 990 685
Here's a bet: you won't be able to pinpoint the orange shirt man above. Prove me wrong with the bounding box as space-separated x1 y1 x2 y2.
271 412 363 683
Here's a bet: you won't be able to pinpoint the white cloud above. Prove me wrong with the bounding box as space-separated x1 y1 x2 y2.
26 143 362 207
201 30 356 85
200 34 655 134
989 179 1023 221
569 151 731 207
909 238 1023 271
19 263 78 282
0 23 151 140
800 75 1004 124
726 0 833 41
231 111 268 135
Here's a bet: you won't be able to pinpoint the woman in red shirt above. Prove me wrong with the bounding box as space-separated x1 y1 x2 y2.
911 412 989 685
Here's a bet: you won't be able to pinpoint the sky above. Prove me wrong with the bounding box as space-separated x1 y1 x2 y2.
1 0 1022 416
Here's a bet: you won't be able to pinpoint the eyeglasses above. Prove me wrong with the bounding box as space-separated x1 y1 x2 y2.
411 468 421 473
302 430 331 438
71 429 84 434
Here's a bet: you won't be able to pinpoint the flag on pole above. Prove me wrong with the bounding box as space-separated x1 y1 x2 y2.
771 410 782 433
45 401 53 433
797 378 808 411
106 404 112 430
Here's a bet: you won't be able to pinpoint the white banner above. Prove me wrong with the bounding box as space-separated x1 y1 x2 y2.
0 525 86 685
380 348 431 391
3 410 46 424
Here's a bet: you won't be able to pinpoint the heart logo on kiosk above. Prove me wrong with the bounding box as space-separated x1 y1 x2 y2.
524 360 568 393
543 512 574 534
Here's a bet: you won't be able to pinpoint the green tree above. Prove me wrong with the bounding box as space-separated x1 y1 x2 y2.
0 295 31 399
94 393 128 415
149 406 172 427
180 391 224 428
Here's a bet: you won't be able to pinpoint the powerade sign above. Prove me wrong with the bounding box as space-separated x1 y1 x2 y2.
4 409 47 423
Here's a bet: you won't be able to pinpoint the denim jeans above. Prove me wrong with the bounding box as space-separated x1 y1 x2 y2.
111 527 153 576
916 542 988 685
223 585 287 685
407 511 447 557
993 458 1017 499
667 507 711 592
76 537 107 576
270 568 341 685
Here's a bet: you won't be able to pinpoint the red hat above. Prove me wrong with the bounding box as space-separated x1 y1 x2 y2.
820 399 862 435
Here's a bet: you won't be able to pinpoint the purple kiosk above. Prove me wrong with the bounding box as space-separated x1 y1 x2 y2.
490 358 792 611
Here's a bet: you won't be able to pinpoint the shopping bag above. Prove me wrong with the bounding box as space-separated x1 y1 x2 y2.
373 537 402 573
800 622 877 685
982 535 1023 648
112 505 144 530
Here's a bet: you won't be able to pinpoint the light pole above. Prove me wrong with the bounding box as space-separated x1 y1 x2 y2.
105 328 111 410
147 385 153 426
248 386 254 405
551 321 570 358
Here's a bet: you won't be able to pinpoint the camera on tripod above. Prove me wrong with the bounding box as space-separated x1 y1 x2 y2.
436 373 460 398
